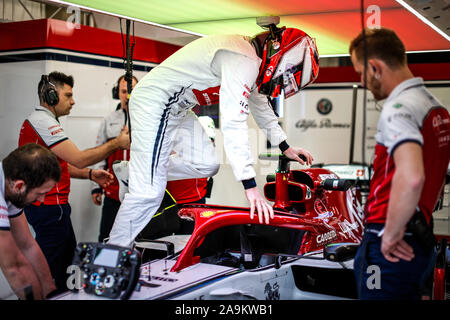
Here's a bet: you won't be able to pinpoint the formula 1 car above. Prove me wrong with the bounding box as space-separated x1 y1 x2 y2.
55 154 366 300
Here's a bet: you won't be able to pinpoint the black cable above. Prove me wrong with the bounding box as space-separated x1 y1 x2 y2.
360 0 368 168
124 20 134 143
119 18 126 63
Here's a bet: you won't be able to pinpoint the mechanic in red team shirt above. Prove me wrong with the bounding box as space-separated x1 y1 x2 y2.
18 72 130 293
109 24 319 247
350 28 450 300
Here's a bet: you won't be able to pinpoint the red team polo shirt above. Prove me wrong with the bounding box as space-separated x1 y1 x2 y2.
18 106 70 205
365 78 450 224
166 178 208 204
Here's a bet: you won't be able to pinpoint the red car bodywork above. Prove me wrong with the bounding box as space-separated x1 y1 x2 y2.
172 168 364 272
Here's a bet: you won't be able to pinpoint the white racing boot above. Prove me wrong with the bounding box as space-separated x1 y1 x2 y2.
112 160 129 202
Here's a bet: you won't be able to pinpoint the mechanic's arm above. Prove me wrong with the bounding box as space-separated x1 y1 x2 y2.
67 163 102 206
382 142 425 262
68 164 113 189
248 93 313 165
51 125 129 169
9 214 56 298
0 229 44 300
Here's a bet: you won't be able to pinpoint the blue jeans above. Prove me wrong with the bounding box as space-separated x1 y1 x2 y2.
25 203 76 294
354 223 435 300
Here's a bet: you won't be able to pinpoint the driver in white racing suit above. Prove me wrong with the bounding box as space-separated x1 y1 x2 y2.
109 25 319 246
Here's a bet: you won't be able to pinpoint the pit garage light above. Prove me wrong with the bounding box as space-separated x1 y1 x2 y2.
43 0 205 37
395 0 450 42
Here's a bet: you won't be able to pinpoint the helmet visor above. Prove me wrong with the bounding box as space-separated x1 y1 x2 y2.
273 37 318 98
272 39 309 79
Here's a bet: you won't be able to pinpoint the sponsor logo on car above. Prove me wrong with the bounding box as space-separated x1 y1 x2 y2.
316 230 337 244
200 210 232 218
313 211 333 222
200 211 216 218
338 220 360 233
264 282 280 300
319 173 338 180
305 186 312 199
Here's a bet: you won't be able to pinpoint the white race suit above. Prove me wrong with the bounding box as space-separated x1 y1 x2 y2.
108 34 287 246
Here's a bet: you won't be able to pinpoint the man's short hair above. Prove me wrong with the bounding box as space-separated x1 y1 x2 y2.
38 71 74 101
2 143 61 190
117 74 139 86
349 28 406 69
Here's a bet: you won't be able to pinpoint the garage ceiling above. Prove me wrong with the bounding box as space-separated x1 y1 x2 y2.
45 0 449 56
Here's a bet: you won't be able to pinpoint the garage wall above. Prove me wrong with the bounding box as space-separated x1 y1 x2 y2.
1 52 449 245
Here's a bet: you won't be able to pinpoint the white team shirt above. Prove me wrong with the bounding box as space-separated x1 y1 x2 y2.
0 162 23 230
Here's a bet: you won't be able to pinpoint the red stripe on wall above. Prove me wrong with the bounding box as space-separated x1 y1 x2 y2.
315 63 450 83
315 66 360 83
0 19 181 63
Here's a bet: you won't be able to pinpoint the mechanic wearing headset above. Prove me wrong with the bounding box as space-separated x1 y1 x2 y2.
350 28 450 299
18 72 130 293
0 144 60 300
108 24 319 247
91 74 137 242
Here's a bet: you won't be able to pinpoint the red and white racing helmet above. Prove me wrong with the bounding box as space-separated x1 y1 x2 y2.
254 27 319 99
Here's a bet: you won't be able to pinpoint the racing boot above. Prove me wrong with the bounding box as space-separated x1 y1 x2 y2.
112 160 129 202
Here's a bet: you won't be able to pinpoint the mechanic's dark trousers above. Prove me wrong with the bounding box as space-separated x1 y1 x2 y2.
25 203 76 294
354 223 435 300
98 197 121 243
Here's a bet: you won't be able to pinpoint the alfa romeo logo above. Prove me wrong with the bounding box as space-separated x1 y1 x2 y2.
317 98 332 115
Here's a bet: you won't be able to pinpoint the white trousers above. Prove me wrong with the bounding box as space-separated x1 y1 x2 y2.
108 87 219 247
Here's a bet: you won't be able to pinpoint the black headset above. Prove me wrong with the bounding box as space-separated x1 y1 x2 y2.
41 75 59 106
112 76 121 100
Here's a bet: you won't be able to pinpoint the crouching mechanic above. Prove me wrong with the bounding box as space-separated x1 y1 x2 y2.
109 24 319 247
0 144 60 300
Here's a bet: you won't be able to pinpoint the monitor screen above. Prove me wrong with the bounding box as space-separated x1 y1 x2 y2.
93 248 119 267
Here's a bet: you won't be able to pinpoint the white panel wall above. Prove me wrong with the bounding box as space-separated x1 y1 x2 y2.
0 60 46 157
283 86 379 167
